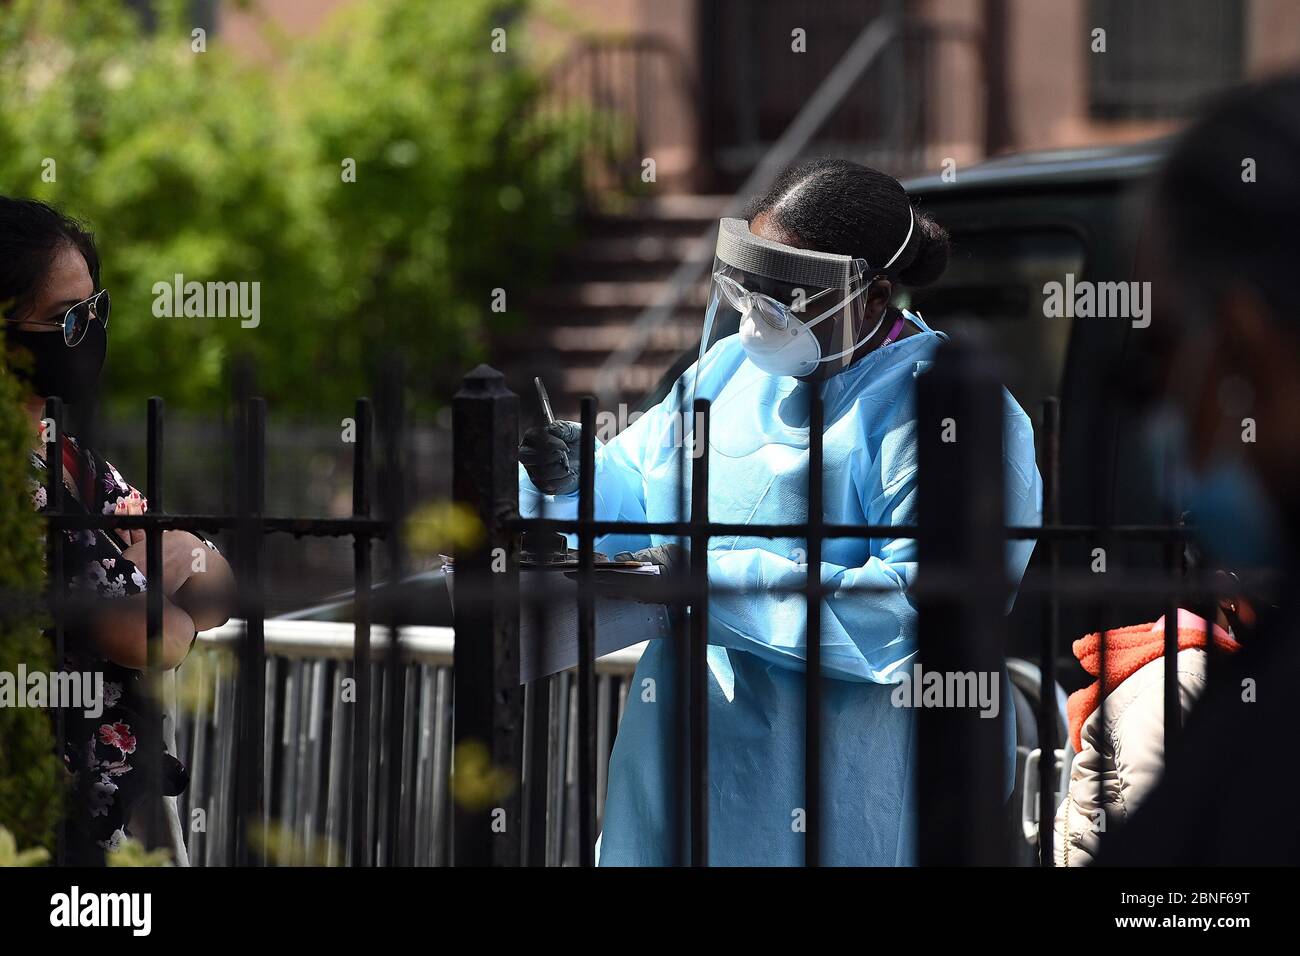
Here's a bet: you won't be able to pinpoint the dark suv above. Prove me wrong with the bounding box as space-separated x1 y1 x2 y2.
904 141 1170 654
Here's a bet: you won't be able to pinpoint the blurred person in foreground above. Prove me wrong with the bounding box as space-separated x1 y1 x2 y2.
1099 74 1300 864
2 197 235 863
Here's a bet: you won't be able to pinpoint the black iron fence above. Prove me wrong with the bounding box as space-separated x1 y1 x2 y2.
34 363 405 867
27 337 1265 866
448 336 1262 867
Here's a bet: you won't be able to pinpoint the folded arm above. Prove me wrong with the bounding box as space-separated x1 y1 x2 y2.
121 531 234 631
89 594 198 671
705 476 920 682
87 531 234 670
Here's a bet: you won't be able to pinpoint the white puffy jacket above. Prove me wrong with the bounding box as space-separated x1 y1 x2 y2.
1053 645 1211 866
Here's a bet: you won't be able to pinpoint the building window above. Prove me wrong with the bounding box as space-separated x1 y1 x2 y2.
125 0 217 36
1088 0 1243 120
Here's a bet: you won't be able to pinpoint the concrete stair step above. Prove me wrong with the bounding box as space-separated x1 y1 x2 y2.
583 211 721 240
590 193 729 223
490 193 729 414
571 234 711 264
560 362 678 400
533 279 709 311
500 321 698 354
627 194 730 219
521 305 703 329
552 236 712 282
493 357 679 419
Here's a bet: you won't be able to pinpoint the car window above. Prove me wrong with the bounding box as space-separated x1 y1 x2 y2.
900 228 1086 418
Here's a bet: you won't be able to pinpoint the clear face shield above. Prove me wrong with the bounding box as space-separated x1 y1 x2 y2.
696 211 913 386
699 219 871 383
682 212 914 462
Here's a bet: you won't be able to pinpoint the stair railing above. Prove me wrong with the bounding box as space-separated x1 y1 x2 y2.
541 34 702 201
593 14 904 408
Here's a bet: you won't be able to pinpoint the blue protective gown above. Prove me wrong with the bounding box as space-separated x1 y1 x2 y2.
519 311 1042 865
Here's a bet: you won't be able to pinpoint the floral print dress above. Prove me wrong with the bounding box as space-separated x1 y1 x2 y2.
29 435 216 860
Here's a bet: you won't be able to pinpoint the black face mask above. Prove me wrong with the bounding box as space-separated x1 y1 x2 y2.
6 319 107 407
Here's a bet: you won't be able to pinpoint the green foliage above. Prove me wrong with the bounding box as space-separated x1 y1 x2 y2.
105 837 172 866
0 326 61 855
245 819 336 866
0 0 589 416
0 825 51 867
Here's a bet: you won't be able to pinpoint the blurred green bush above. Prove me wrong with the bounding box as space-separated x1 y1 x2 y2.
0 0 589 416
0 326 62 855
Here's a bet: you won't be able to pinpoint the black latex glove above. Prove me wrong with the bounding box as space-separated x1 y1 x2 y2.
614 543 686 574
519 420 581 496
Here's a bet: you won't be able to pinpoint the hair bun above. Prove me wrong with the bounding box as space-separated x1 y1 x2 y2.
896 212 949 287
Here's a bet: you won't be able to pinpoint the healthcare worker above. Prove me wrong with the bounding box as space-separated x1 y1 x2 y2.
519 159 1042 865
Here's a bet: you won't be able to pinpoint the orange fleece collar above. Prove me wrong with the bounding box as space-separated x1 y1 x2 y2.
1067 612 1240 752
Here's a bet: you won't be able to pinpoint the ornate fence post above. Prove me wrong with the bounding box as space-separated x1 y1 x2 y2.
916 337 1009 865
452 365 523 866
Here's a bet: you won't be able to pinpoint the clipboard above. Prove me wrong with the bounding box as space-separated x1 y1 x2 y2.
443 564 670 683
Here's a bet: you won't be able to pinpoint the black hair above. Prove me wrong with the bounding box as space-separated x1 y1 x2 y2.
744 157 949 287
1156 73 1300 322
0 197 101 322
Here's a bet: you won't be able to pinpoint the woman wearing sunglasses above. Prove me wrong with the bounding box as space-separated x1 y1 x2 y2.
2 197 234 862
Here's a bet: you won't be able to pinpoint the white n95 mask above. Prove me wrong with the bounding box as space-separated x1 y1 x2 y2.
735 281 876 378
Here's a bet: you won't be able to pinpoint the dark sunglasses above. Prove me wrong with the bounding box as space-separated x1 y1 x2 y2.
5 289 111 346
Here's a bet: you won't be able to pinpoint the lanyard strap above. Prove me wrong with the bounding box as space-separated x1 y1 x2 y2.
880 315 908 347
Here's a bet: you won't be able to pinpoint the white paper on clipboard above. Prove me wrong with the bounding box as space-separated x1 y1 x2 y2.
443 565 669 683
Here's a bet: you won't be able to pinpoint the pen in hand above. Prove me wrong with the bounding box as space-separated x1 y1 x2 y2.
534 376 555 426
